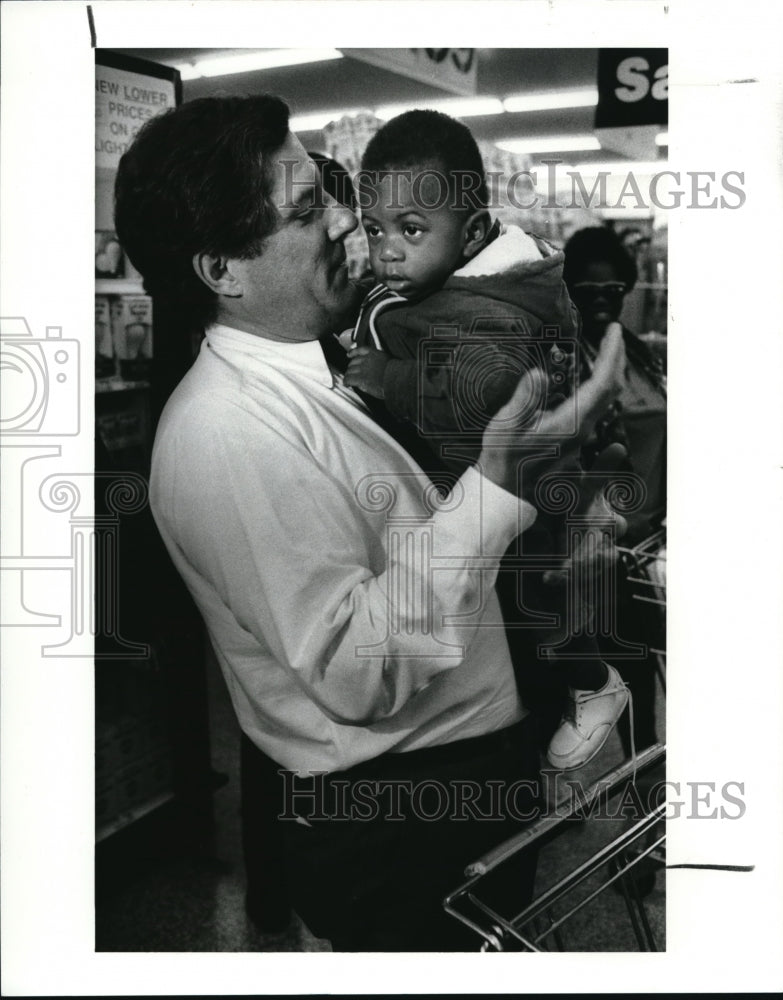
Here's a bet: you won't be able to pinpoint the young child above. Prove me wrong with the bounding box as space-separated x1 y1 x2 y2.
340 110 629 770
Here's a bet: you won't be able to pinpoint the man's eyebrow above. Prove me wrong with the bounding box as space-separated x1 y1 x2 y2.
277 176 321 213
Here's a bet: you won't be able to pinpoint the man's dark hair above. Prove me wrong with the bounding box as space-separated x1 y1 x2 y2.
563 226 638 292
114 95 290 329
360 109 488 211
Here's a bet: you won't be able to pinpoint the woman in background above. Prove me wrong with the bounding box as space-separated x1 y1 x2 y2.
563 226 667 753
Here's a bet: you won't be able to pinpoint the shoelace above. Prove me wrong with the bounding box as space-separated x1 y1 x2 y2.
569 674 637 784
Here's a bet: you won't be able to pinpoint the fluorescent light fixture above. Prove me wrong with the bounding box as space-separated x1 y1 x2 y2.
502 88 598 113
174 48 343 81
375 97 505 121
572 160 667 174
496 135 601 155
176 64 205 82
290 109 369 132
655 132 669 146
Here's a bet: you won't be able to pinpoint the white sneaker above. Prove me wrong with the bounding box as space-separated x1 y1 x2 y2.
546 663 629 770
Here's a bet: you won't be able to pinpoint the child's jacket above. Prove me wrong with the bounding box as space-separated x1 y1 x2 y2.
351 226 580 474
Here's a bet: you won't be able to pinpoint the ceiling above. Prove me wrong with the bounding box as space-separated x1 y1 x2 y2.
112 47 664 168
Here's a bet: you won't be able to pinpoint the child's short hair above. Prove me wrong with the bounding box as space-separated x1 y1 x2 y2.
361 110 488 212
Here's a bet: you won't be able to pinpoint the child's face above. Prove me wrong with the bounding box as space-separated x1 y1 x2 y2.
360 171 468 299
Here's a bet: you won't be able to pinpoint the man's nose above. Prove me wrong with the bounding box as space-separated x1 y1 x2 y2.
324 196 358 241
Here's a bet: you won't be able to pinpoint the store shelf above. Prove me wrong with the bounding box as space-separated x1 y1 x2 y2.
96 790 176 843
96 377 150 394
96 278 145 295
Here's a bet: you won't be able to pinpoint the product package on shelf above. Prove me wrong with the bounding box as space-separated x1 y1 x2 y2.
111 294 153 381
95 295 116 380
95 230 125 279
124 253 145 289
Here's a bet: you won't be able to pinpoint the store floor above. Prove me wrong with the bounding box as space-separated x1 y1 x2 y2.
95 651 665 953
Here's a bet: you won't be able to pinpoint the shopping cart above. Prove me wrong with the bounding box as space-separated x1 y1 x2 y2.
444 532 667 952
618 526 666 691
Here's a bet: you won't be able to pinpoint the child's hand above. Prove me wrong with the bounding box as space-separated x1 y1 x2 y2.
344 346 389 398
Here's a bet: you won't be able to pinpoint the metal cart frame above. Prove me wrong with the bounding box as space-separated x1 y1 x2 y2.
444 532 667 952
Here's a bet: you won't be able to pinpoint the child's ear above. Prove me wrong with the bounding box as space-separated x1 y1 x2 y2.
462 210 491 260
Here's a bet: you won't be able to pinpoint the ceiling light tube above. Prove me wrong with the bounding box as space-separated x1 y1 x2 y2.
497 136 601 154
173 48 343 81
375 97 505 121
502 88 598 113
290 109 370 132
572 160 667 174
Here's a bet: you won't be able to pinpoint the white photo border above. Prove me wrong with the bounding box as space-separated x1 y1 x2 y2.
1 0 782 994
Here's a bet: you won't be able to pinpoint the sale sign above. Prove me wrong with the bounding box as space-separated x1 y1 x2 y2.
595 49 669 128
594 49 668 160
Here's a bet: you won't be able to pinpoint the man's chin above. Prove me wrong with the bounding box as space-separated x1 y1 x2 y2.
328 276 363 329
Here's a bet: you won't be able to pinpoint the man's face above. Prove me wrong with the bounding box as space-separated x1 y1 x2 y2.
225 132 359 342
360 171 468 299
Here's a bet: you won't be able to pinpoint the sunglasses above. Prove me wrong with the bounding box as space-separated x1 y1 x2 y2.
570 281 628 297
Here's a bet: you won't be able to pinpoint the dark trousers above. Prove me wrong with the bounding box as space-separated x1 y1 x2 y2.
243 718 542 951
498 532 661 753
241 734 292 930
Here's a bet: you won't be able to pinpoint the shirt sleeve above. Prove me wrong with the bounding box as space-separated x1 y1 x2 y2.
161 412 536 728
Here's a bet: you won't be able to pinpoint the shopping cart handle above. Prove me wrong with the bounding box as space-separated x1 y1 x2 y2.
464 743 666 877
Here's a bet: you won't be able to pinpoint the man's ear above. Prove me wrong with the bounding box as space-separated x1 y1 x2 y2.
192 252 243 297
462 209 491 260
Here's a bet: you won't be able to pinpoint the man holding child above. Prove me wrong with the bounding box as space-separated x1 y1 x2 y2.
115 94 626 951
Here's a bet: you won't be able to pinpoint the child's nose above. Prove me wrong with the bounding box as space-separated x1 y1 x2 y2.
379 239 404 262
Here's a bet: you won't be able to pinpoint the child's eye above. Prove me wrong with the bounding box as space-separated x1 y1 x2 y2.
403 224 423 238
364 224 382 239
296 208 315 225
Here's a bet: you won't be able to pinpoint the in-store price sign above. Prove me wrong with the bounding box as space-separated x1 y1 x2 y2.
96 62 177 169
341 49 477 96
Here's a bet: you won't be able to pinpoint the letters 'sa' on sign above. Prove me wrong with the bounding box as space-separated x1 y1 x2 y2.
595 49 669 130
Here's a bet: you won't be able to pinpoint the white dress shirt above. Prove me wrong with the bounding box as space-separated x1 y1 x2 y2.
150 323 537 774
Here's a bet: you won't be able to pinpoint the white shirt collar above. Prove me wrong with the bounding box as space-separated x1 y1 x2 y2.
206 322 335 388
